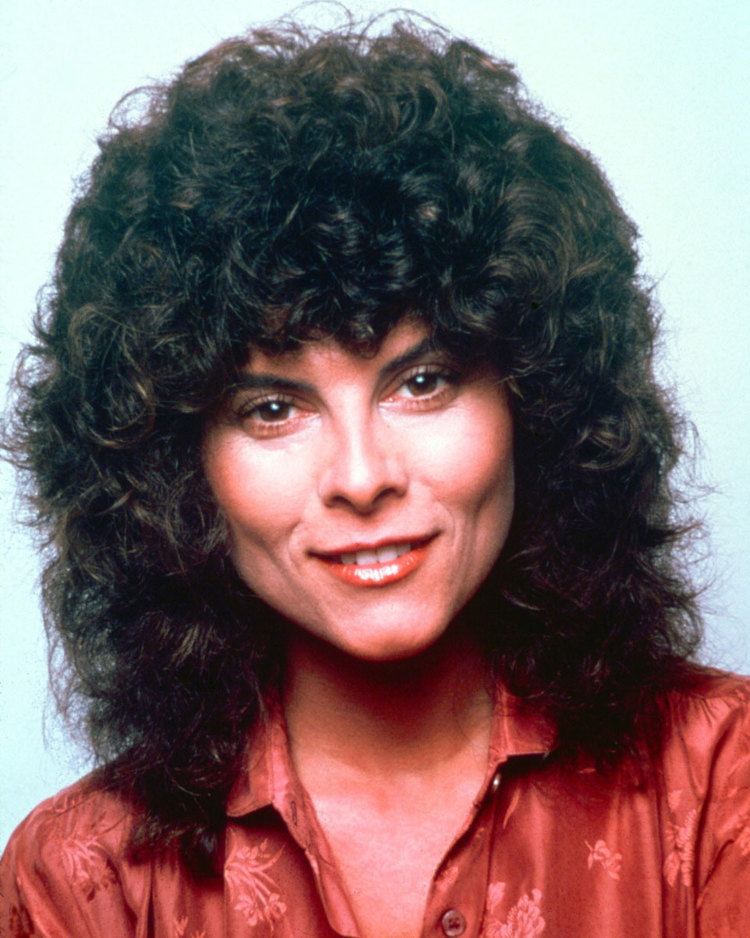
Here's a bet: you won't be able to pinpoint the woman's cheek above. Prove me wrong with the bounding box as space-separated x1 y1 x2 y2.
415 406 513 508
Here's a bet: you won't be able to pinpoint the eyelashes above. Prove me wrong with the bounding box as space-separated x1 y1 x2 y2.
390 365 458 401
237 396 299 424
230 363 463 438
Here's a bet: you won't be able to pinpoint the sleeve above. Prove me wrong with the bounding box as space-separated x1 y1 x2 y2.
1 809 83 938
0 837 37 938
696 693 750 937
0 796 138 938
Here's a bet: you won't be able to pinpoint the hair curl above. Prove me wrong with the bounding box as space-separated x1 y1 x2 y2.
5 14 702 869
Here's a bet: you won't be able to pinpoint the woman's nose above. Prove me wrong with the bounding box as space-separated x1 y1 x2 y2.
317 415 408 513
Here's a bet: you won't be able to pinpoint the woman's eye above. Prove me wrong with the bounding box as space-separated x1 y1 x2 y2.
397 369 452 399
234 396 304 436
251 399 295 422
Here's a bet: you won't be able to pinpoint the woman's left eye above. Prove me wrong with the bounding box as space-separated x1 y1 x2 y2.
402 371 444 396
391 367 456 403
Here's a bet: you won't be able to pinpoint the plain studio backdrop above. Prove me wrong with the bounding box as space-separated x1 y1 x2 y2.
1 0 748 847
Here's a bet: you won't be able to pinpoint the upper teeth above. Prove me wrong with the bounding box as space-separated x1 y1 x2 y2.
340 543 412 565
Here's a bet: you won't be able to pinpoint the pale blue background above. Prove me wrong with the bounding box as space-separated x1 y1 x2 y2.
2 0 748 847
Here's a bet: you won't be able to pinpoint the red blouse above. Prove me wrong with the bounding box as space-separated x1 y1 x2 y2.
2 669 750 937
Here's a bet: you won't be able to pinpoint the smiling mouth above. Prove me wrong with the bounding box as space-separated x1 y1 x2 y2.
338 542 413 565
314 538 433 587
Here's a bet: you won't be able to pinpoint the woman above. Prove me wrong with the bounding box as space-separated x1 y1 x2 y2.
1 16 748 937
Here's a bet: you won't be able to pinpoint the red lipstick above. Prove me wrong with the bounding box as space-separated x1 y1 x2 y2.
314 538 432 588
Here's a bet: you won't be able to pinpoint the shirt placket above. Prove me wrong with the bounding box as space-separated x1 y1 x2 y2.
419 767 503 938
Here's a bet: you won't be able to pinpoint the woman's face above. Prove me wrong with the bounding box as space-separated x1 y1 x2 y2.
203 320 514 661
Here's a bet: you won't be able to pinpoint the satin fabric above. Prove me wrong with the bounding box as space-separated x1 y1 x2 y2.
2 669 749 937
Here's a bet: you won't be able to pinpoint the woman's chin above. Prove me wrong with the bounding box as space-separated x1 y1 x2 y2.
295 613 464 667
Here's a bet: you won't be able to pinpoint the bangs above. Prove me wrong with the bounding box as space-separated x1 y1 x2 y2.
207 158 515 364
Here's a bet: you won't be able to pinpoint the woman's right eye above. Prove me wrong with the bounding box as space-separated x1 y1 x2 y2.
233 395 305 437
249 399 295 423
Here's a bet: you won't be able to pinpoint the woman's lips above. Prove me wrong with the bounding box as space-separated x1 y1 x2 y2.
315 538 432 588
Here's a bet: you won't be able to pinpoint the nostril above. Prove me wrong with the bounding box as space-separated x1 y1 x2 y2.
318 431 408 511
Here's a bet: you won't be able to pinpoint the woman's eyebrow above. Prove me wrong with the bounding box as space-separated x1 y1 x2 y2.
378 337 442 381
233 374 316 395
232 337 441 394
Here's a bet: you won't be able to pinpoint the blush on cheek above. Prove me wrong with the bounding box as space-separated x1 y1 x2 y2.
428 413 513 505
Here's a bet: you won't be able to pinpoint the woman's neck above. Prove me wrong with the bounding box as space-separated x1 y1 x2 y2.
282 624 493 782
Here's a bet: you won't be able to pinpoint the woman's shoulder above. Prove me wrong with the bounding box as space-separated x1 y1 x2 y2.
661 666 750 732
657 666 750 764
653 667 750 852
668 665 750 699
1 774 144 933
3 772 134 853
651 668 750 928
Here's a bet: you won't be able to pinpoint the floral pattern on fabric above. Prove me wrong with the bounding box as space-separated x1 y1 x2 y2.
225 838 287 928
737 820 750 857
725 789 750 857
60 834 118 901
484 881 546 937
663 789 697 888
50 785 89 816
7 904 35 938
585 838 622 880
173 913 206 938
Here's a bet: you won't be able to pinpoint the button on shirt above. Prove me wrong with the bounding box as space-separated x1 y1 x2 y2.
3 670 750 936
441 908 467 935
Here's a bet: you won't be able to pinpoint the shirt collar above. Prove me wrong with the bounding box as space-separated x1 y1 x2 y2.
490 682 555 762
226 693 291 818
225 679 555 819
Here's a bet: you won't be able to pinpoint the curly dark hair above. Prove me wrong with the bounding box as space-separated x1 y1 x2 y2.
5 14 702 868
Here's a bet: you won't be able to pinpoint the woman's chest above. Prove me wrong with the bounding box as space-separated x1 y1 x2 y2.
316 804 466 938
143 774 699 937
